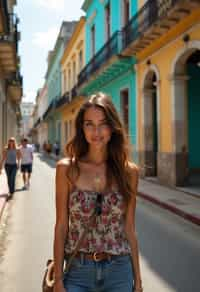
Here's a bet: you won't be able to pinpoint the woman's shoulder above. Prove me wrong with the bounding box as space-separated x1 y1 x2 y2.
57 157 71 167
126 161 139 179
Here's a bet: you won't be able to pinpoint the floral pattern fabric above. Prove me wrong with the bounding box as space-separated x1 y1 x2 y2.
65 188 131 255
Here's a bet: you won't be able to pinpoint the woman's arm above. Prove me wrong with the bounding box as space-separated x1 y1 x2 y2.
53 159 71 291
124 164 143 292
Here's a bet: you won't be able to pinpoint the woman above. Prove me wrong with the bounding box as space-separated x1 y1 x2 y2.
0 137 20 200
53 93 143 292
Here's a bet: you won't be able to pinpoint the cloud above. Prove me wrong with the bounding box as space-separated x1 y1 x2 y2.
32 27 59 49
35 0 65 11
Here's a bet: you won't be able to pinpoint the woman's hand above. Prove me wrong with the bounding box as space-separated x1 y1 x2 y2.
53 279 66 292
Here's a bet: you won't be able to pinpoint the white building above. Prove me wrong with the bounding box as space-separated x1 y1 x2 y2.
20 102 35 138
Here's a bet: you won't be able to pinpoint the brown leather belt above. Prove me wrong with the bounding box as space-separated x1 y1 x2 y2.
70 252 126 262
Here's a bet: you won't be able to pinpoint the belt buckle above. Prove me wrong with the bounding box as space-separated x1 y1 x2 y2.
93 252 101 262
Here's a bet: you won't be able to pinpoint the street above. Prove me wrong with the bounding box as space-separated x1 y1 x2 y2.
0 154 199 292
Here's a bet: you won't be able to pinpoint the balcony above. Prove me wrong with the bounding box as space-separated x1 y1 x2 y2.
42 100 55 120
77 31 133 94
122 0 200 55
7 72 23 102
34 118 41 128
71 85 77 99
55 91 70 108
78 31 124 87
0 13 20 74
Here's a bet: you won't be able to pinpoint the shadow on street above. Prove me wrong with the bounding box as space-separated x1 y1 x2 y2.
36 153 56 169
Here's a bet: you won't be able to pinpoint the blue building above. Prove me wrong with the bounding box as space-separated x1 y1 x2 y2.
78 0 138 161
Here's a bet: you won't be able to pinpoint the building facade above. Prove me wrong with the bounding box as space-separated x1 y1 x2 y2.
78 0 138 161
0 0 23 154
20 102 35 139
121 0 200 186
59 16 86 153
44 21 77 147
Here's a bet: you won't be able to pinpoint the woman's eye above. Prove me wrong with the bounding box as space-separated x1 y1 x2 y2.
84 122 93 127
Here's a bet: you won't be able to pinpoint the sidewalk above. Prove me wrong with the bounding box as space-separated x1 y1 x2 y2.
0 171 8 220
138 179 200 226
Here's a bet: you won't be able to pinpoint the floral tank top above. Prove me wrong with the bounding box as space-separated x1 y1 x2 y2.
64 188 131 255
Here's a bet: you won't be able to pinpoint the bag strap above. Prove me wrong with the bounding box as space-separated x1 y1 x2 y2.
65 211 97 273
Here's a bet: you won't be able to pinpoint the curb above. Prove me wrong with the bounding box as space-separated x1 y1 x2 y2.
138 192 200 226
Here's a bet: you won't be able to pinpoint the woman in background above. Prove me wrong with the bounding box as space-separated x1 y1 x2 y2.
0 137 20 200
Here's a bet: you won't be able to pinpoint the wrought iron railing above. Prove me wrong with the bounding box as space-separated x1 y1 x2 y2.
0 13 19 49
71 85 77 99
122 0 186 50
78 31 123 86
42 100 55 120
34 118 41 128
55 91 70 108
7 72 23 86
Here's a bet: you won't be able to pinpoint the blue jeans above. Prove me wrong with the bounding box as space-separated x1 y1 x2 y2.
5 164 17 194
63 254 134 292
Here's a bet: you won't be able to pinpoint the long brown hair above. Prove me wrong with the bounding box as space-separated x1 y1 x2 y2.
6 137 17 150
66 92 134 205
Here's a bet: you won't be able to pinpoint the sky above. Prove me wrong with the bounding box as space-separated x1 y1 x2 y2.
15 0 84 104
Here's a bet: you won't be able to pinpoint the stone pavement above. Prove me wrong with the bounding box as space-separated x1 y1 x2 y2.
138 179 200 226
0 170 8 220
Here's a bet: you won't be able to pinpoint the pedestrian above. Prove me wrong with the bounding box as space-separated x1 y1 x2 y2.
19 138 34 190
0 137 20 200
53 92 143 292
53 141 60 158
46 141 52 155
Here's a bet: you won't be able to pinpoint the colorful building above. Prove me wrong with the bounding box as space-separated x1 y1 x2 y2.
77 0 138 161
59 17 85 153
0 1 23 153
121 0 200 186
44 21 77 146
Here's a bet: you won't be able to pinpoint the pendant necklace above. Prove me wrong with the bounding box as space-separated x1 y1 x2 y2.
94 173 101 192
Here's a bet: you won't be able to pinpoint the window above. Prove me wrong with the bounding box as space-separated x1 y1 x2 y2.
91 25 95 57
64 121 68 142
73 61 76 86
79 50 83 72
105 2 111 41
63 70 67 92
120 89 129 133
122 0 130 27
68 68 71 91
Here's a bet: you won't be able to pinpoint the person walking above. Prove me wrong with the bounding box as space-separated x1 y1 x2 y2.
53 92 143 292
0 137 20 200
20 138 34 189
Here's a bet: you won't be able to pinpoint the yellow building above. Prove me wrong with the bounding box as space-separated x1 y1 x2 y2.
58 17 86 154
122 0 200 186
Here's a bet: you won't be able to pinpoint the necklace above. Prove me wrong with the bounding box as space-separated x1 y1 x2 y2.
94 173 102 192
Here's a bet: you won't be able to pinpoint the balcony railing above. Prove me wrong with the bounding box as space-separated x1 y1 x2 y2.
34 118 41 128
55 91 70 108
122 0 197 50
71 85 77 99
7 72 23 86
42 100 55 120
78 31 123 87
0 13 19 49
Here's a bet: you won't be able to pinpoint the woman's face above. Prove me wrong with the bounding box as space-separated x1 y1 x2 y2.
83 106 112 149
8 139 15 148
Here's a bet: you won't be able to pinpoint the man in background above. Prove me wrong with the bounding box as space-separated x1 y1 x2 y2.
20 138 33 189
